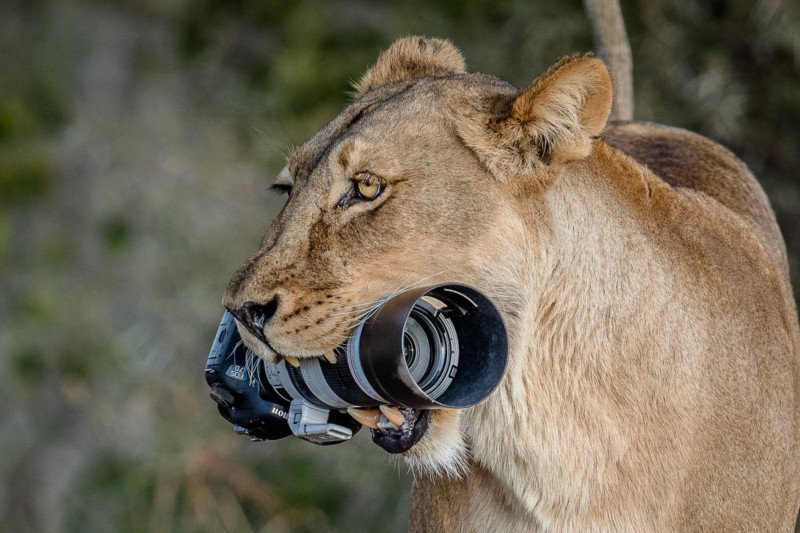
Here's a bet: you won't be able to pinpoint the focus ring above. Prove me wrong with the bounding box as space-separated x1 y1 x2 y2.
320 351 376 406
285 364 327 408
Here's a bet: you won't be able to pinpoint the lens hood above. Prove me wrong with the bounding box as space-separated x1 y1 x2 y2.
356 284 508 409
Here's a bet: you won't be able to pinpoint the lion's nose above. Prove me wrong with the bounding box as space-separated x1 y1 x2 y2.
229 296 280 334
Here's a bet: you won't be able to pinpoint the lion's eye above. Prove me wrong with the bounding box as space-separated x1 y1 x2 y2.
354 175 383 201
356 180 381 200
270 183 293 196
337 173 385 208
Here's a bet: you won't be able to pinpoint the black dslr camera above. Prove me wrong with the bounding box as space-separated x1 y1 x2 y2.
205 284 508 445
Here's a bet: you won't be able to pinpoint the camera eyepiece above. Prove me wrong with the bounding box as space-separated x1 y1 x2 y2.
205 284 508 444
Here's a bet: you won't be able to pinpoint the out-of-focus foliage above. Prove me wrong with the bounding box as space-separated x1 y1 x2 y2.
0 0 798 531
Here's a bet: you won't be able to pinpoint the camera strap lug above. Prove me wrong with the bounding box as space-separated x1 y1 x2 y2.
287 399 353 444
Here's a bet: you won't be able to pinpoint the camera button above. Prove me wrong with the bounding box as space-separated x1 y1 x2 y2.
210 386 235 407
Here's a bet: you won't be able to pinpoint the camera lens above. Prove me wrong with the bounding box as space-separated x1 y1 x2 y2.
355 284 508 409
230 284 507 414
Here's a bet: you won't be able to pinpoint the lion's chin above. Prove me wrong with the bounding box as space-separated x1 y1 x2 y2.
396 409 469 479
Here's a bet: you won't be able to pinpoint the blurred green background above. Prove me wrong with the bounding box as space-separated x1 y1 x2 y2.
1 0 799 531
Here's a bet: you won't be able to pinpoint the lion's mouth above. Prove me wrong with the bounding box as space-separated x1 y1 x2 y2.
371 408 430 453
348 406 430 453
235 323 432 453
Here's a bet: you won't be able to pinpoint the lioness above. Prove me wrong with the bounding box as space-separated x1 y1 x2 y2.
222 33 800 531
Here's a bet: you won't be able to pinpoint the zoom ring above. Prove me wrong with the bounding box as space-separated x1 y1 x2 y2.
285 364 328 409
320 349 376 406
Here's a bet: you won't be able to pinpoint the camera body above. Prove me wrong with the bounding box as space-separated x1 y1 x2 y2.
205 312 361 444
205 284 508 445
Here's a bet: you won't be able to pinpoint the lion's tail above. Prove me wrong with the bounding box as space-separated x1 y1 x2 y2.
582 0 634 122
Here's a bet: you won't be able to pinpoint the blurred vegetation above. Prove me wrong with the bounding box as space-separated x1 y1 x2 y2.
1 0 798 531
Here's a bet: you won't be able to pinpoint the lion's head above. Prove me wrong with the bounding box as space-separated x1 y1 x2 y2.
223 36 612 475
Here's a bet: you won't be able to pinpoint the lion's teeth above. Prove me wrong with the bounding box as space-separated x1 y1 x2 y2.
322 351 337 364
379 405 405 427
377 418 399 430
347 407 380 429
284 355 301 368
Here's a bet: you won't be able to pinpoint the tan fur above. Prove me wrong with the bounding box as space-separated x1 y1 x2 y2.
224 38 800 530
355 36 466 96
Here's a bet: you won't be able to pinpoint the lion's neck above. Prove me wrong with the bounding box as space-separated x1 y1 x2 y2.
461 144 667 528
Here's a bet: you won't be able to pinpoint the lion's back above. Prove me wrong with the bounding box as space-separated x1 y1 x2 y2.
602 121 787 270
602 120 798 363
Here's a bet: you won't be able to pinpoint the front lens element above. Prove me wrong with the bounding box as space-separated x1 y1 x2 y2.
404 315 431 385
403 331 417 370
402 298 458 400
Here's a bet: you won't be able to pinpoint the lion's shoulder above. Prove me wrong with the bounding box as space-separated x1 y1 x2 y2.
601 121 778 245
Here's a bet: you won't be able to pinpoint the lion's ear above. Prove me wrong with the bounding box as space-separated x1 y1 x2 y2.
503 55 613 164
354 36 466 95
